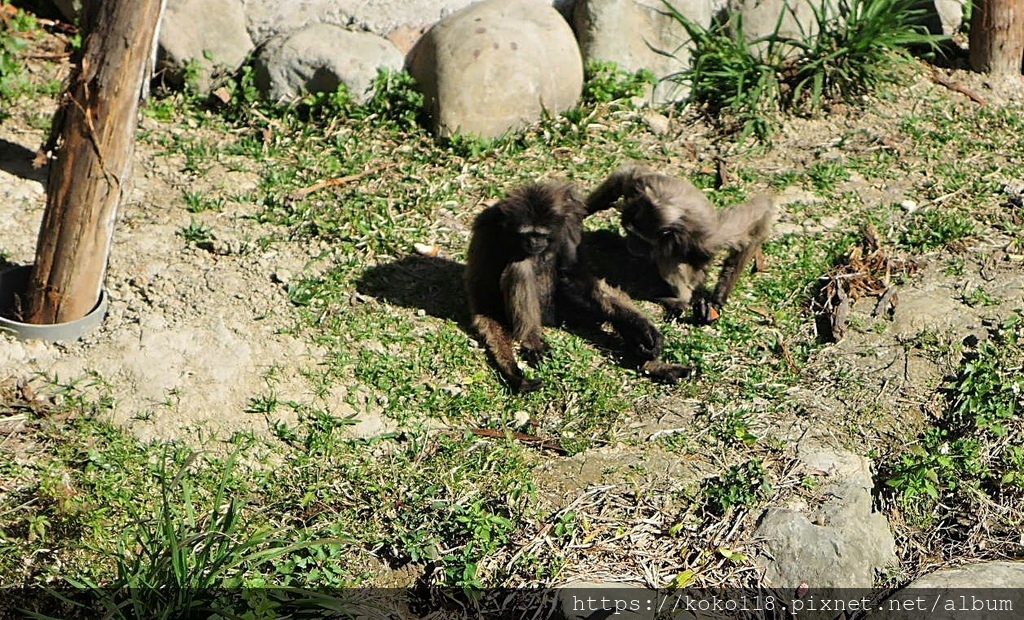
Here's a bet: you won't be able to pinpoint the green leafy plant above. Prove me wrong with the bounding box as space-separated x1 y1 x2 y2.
0 7 36 110
661 0 944 142
176 217 213 246
34 451 329 620
702 459 771 513
581 60 657 105
661 7 784 143
884 314 1024 515
360 68 426 130
898 208 974 251
711 409 759 446
303 69 426 132
806 160 851 193
961 286 1001 308
778 0 942 111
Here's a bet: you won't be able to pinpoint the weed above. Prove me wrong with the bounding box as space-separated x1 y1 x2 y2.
33 451 332 619
961 286 1001 308
943 258 965 277
176 218 213 246
806 160 852 193
581 60 657 105
661 0 943 142
898 208 974 251
883 313 1024 532
0 7 36 113
711 409 760 446
702 459 771 513
360 69 427 131
182 189 223 213
661 7 783 143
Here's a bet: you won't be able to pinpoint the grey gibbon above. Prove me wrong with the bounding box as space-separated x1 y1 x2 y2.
464 181 691 392
586 165 776 324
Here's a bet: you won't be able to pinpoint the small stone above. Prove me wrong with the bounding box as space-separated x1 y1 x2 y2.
641 109 671 135
899 199 918 212
513 410 530 427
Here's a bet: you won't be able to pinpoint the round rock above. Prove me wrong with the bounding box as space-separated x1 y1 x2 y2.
408 0 584 138
254 24 404 104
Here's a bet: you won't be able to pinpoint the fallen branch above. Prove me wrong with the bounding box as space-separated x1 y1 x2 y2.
470 427 568 455
872 286 898 318
930 70 986 105
775 332 800 374
290 162 396 200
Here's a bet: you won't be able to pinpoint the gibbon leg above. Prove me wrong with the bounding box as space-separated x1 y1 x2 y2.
556 273 692 383
470 314 541 393
659 260 708 318
699 195 775 323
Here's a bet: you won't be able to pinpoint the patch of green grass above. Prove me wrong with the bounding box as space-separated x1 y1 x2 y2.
0 7 37 111
898 208 974 252
182 189 224 213
806 160 852 194
710 408 759 446
176 217 213 246
39 450 327 620
702 459 772 513
961 286 1001 308
883 313 1024 537
581 60 657 105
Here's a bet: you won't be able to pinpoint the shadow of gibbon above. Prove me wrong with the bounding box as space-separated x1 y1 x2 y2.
357 255 466 324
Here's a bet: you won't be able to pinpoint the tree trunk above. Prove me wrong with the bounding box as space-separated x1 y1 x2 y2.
24 0 165 324
969 0 1024 76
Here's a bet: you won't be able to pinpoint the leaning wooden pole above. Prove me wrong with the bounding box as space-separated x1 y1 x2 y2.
24 0 164 324
969 0 1024 76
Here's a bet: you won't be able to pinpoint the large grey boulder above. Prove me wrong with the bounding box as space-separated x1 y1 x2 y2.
930 0 966 35
242 0 575 44
755 447 897 593
408 0 584 138
884 562 1024 619
253 24 404 104
158 0 255 94
573 0 714 105
727 0 821 42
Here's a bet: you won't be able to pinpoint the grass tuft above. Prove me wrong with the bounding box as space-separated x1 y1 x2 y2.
661 0 944 142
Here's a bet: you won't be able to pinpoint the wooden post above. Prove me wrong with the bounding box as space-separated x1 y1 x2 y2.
24 0 165 324
969 0 1024 76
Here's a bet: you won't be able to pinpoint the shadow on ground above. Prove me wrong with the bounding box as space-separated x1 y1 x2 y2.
357 245 692 383
357 254 469 326
357 233 670 327
0 138 47 184
582 229 673 308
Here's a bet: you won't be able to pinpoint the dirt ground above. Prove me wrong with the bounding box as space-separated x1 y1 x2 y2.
0 118 389 443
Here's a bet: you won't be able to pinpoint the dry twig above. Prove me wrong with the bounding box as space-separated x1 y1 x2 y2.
290 162 396 200
930 69 986 105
